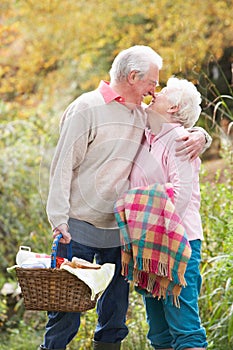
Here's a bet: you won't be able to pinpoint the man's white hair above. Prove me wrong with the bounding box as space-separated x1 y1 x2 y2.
109 45 163 83
166 77 202 128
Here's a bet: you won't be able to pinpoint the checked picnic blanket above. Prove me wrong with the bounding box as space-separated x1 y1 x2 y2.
114 183 191 307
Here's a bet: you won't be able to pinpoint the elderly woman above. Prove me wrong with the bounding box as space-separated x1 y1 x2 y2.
130 77 208 350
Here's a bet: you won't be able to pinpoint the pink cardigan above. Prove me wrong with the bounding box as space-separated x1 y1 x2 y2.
130 123 204 241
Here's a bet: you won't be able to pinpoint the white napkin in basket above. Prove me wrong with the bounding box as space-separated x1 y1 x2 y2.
61 262 115 300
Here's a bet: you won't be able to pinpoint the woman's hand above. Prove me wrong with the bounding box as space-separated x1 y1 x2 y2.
175 130 205 160
52 223 71 244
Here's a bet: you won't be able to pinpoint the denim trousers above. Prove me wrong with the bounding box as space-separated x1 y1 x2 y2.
41 223 129 349
144 239 208 350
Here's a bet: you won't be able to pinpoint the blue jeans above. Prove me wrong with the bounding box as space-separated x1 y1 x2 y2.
144 240 208 350
41 235 129 349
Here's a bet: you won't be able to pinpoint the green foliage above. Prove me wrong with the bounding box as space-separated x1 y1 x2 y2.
200 254 233 349
198 160 233 350
0 111 59 274
1 315 47 350
200 177 233 257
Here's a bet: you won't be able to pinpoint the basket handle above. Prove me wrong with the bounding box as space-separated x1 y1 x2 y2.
50 234 72 268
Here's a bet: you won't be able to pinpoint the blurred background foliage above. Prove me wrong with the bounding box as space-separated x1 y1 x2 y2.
0 0 233 349
1 0 232 110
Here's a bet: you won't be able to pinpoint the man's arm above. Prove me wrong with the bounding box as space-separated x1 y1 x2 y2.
175 127 212 160
46 105 90 236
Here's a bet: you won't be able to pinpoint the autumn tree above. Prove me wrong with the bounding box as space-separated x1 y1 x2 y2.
0 0 233 116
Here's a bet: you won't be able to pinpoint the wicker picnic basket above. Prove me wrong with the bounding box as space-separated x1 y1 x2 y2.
16 234 97 312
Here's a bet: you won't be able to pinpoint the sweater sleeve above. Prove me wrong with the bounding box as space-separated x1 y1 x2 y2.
189 126 212 153
46 102 92 229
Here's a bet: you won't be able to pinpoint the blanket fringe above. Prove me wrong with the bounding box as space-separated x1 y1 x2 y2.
131 269 182 303
125 255 187 287
134 256 171 278
121 252 186 307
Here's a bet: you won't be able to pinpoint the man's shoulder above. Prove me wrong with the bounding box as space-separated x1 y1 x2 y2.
71 89 104 109
59 89 105 129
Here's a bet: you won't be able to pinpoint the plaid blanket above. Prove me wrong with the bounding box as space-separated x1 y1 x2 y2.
114 183 191 307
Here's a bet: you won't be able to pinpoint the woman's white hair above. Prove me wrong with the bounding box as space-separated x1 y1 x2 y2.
109 45 163 83
166 77 202 128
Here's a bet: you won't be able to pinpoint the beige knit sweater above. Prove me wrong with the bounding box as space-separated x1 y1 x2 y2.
46 88 147 229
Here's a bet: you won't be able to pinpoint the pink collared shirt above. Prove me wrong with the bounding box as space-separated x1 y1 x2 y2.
130 123 204 241
98 80 125 104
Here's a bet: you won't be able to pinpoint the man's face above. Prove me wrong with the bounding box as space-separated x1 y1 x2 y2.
132 64 159 105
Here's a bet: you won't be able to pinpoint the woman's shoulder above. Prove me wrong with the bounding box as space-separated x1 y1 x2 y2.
170 124 189 136
159 124 189 141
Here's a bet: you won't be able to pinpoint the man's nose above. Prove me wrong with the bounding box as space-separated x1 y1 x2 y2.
149 87 156 97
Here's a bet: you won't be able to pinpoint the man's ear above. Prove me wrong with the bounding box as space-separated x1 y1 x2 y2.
128 70 138 85
167 105 180 114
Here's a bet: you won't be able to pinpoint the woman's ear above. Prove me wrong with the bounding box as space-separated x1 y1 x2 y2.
167 105 180 114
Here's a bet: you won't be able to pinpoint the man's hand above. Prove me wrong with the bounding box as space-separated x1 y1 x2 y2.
52 223 71 244
175 130 206 160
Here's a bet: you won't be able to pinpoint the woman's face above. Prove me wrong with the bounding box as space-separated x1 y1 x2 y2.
148 87 173 115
